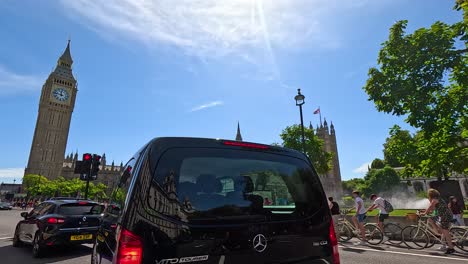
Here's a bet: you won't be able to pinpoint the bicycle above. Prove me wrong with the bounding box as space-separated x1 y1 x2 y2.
401 210 446 250
336 209 383 245
366 220 403 246
450 226 468 253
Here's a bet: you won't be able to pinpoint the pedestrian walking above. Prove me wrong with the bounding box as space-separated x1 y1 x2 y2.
367 194 393 242
351 191 367 245
448 196 464 226
420 188 455 254
328 197 340 233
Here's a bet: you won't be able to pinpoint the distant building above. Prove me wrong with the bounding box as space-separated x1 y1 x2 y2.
0 183 22 195
61 152 124 189
24 41 77 180
314 119 343 199
23 41 122 190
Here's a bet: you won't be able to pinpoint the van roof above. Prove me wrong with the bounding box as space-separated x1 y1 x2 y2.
148 137 307 160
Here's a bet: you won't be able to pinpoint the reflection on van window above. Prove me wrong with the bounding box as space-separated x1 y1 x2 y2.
147 148 324 220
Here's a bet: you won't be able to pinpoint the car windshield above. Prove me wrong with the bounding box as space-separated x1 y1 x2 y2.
58 203 103 215
147 147 324 220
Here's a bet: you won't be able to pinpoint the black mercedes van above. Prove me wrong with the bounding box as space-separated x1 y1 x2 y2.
92 137 339 264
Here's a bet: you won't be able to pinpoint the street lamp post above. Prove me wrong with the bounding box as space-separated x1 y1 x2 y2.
294 88 306 154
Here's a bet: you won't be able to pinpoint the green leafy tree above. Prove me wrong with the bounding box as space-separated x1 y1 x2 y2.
363 166 401 196
364 2 468 176
89 183 108 200
280 125 332 174
111 188 127 206
342 178 366 195
370 158 385 169
383 125 420 168
23 174 49 195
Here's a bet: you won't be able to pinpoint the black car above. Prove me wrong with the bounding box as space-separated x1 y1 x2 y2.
13 199 104 257
0 202 13 210
92 137 339 264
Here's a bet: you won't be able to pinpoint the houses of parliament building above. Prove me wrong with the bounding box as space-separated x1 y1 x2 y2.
23 42 342 198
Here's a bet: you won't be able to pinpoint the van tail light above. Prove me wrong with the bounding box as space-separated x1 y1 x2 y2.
223 141 269 149
46 217 65 224
117 228 143 264
329 219 340 264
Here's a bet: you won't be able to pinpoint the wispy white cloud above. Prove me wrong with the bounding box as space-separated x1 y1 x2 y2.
190 101 224 112
353 162 371 174
0 65 43 95
0 168 24 178
59 0 384 78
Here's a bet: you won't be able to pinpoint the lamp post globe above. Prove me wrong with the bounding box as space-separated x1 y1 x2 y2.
294 89 306 154
295 89 305 106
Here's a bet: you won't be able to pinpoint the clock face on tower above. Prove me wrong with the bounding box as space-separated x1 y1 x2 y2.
52 87 70 103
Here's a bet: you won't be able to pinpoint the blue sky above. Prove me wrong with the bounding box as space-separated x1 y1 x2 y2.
0 0 462 184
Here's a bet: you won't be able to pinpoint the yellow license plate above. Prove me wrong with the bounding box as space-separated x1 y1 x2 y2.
70 234 93 241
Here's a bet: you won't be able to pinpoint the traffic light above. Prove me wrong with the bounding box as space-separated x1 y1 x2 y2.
79 153 93 180
90 154 101 180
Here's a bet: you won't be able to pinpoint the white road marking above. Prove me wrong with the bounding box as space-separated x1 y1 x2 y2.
0 237 12 240
340 245 468 262
218 255 225 264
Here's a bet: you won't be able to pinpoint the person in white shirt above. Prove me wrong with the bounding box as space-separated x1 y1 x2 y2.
352 191 367 245
367 194 389 242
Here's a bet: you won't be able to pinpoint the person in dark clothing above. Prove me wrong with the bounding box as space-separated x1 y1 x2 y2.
448 196 464 226
328 197 340 235
328 197 340 215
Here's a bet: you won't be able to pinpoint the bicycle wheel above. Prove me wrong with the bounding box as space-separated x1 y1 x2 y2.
364 224 384 245
402 226 428 249
450 227 468 253
384 223 402 245
426 233 438 248
337 222 353 242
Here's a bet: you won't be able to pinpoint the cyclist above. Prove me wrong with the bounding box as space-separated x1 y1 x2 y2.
420 188 455 254
352 191 367 245
366 194 389 242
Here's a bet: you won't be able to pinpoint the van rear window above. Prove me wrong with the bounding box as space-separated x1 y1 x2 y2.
147 148 324 220
59 203 103 215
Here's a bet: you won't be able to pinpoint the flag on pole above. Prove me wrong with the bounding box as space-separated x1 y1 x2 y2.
314 107 322 125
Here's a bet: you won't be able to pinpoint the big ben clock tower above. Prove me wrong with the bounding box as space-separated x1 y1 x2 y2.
24 41 77 180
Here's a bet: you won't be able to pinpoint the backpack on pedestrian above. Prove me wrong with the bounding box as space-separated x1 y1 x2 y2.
383 199 394 213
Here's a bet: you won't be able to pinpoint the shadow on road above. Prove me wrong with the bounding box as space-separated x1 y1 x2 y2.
340 247 367 253
0 242 92 264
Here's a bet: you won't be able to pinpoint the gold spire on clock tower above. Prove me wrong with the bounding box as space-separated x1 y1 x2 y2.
24 41 78 180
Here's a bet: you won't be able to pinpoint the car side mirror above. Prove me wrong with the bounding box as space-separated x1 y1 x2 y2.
20 212 28 218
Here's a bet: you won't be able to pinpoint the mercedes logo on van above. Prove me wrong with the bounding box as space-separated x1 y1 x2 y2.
252 234 267 252
82 216 87 222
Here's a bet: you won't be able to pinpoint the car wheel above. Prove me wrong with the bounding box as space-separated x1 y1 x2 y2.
32 232 45 258
12 226 23 247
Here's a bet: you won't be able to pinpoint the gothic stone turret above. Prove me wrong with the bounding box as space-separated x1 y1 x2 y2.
316 119 343 199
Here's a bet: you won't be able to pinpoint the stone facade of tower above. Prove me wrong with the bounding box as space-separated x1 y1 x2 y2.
25 41 78 180
314 119 343 199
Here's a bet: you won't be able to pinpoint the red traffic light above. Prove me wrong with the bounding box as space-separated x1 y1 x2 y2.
83 153 92 161
94 155 102 161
